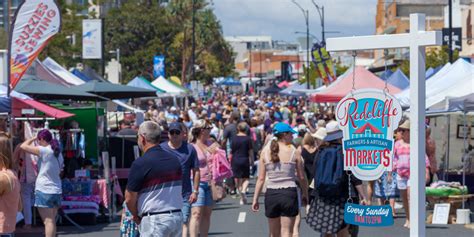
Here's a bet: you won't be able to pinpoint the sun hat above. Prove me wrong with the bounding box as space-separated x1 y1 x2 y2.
194 119 211 129
312 127 327 140
399 120 410 130
273 122 297 135
324 120 343 142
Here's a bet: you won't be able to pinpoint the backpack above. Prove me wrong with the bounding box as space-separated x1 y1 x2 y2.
314 145 347 198
211 149 233 182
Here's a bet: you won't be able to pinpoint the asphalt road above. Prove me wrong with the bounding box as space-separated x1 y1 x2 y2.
16 180 474 237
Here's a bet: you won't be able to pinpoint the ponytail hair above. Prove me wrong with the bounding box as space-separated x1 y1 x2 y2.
50 139 61 158
37 129 61 158
270 133 284 163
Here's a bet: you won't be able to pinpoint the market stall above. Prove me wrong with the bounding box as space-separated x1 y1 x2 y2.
311 66 401 103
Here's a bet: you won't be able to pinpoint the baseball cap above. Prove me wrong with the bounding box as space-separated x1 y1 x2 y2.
273 122 297 135
168 122 182 132
324 121 343 142
170 106 177 111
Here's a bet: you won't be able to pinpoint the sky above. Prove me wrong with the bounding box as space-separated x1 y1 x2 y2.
212 0 378 43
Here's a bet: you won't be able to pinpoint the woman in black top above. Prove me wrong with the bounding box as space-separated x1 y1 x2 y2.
231 122 254 205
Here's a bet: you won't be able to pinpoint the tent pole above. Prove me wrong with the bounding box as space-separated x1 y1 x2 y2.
445 114 450 181
462 112 467 209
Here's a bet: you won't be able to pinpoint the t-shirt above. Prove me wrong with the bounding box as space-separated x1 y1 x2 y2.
127 145 183 215
160 142 199 199
35 146 64 194
231 135 252 159
223 123 238 145
393 140 430 179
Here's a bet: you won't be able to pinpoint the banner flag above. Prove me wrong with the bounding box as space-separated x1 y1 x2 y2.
153 55 165 78
9 0 61 90
311 42 336 85
82 19 102 59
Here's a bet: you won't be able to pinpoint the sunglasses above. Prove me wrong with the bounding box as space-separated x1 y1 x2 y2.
399 129 409 133
169 130 181 135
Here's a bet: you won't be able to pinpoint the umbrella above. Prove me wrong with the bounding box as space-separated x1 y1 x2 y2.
15 78 106 101
263 84 283 94
74 80 157 100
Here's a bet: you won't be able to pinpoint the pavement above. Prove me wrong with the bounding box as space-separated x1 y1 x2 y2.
15 180 474 237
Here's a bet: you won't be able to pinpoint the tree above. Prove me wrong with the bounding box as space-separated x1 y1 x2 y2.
0 28 7 49
105 0 234 84
399 46 459 76
40 0 88 69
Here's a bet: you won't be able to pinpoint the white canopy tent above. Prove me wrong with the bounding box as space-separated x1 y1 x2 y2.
42 57 85 86
395 59 473 108
151 76 186 96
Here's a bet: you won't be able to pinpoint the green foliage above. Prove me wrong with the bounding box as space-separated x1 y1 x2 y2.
40 0 88 69
399 46 459 76
0 28 7 49
299 63 320 88
105 0 234 84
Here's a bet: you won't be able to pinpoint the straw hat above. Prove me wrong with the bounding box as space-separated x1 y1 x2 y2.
399 120 410 130
312 127 327 140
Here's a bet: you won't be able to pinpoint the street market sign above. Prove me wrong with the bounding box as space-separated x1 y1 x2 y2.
344 203 394 227
336 89 402 181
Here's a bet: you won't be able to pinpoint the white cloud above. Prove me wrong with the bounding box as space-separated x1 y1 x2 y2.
212 0 377 42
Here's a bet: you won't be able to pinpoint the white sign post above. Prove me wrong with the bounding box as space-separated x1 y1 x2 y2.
326 14 442 236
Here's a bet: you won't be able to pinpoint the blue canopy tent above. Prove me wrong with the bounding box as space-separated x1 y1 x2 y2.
385 69 409 90
425 67 435 79
72 69 94 82
0 97 10 113
219 77 241 86
279 83 307 97
379 69 393 80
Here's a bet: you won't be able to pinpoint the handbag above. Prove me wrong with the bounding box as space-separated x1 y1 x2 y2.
210 180 226 202
196 142 227 202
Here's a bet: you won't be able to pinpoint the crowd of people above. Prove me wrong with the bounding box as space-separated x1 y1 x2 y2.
0 92 439 237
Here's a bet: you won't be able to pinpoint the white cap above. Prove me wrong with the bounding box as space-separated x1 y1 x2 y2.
170 106 177 111
191 102 197 107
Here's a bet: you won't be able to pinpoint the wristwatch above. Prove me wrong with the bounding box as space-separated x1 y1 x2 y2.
193 190 199 195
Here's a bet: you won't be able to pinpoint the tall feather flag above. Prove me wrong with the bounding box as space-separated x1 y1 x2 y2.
311 42 336 86
8 0 61 91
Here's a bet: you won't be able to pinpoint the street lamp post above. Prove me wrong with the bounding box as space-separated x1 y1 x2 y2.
291 0 310 89
311 0 325 42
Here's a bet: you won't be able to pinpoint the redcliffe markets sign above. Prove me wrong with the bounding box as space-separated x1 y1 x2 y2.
336 89 402 181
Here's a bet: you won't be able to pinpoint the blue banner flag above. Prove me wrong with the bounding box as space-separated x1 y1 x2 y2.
153 55 165 78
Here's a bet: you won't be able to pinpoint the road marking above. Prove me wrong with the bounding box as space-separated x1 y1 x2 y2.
237 212 246 223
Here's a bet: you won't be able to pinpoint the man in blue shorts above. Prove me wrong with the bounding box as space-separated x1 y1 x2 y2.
161 122 200 237
126 121 183 237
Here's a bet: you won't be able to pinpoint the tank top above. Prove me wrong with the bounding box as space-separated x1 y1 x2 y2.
264 145 297 189
301 147 317 181
0 169 20 234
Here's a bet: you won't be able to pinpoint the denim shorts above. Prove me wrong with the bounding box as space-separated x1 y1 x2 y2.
192 182 213 207
0 234 14 237
182 200 192 224
34 190 61 208
140 212 182 237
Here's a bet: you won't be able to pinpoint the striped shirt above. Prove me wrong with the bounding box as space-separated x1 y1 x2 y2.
127 145 183 216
